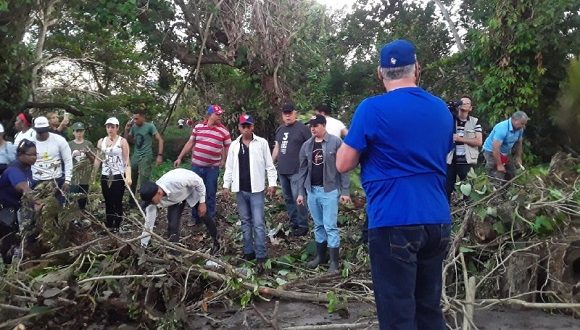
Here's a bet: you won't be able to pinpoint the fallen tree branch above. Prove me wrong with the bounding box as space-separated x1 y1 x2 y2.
475 299 580 310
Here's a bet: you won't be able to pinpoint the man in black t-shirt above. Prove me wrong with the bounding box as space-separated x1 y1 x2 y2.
272 102 311 236
296 114 351 273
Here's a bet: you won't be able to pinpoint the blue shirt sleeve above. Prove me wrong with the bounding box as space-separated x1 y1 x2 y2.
6 167 28 188
344 99 370 152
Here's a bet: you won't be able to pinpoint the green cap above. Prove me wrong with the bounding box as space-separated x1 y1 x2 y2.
71 122 85 130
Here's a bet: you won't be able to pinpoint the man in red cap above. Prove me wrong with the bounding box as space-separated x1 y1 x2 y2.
175 105 231 229
222 113 277 271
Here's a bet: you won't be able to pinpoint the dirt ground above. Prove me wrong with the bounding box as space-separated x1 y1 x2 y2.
187 300 580 329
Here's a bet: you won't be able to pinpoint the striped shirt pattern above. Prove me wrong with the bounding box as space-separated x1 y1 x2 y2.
455 118 482 158
191 121 231 166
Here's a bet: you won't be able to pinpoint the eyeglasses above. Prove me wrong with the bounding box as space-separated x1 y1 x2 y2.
23 152 37 156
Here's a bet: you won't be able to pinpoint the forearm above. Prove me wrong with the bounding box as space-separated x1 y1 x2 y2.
177 140 193 160
156 136 164 155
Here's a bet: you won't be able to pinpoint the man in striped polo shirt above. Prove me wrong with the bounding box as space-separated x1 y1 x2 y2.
175 105 232 229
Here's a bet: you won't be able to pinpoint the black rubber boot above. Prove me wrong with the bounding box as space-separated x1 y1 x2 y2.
328 247 340 273
307 241 329 268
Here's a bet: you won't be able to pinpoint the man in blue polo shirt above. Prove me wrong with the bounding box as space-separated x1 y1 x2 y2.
337 39 453 330
482 111 528 181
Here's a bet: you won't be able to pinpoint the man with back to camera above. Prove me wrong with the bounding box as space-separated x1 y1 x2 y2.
482 111 529 181
336 39 454 330
271 102 312 237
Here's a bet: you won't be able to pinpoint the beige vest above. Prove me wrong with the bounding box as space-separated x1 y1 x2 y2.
447 116 480 165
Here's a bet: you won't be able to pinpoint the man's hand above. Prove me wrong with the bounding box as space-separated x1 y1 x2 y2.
496 163 506 173
296 195 305 206
156 155 163 166
198 202 207 217
339 195 351 205
266 186 276 198
173 158 182 168
453 134 460 142
223 188 231 199
62 182 70 193
513 157 524 169
219 159 226 168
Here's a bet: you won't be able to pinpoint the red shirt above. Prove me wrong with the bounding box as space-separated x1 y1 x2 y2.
190 121 231 166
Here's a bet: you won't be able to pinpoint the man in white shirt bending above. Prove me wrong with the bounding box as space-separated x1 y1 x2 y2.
314 104 348 139
139 168 219 254
31 116 73 204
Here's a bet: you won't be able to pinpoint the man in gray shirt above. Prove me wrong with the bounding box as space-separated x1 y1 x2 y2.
296 114 351 272
272 102 311 237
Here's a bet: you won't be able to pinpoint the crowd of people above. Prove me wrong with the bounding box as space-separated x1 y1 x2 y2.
0 38 530 330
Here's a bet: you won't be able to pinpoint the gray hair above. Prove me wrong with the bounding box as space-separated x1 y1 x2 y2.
379 63 416 80
512 111 529 121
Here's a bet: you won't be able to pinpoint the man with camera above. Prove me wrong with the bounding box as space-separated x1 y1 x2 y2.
446 96 482 200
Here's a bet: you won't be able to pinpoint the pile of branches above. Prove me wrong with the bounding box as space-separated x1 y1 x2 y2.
1 152 579 329
0 188 375 329
443 151 580 328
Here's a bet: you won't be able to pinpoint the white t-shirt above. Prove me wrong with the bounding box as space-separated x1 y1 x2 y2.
32 133 73 182
325 116 346 138
14 128 35 146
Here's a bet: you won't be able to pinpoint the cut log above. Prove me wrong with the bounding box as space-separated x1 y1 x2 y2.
502 252 539 303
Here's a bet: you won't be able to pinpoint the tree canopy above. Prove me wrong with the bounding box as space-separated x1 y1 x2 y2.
0 0 578 159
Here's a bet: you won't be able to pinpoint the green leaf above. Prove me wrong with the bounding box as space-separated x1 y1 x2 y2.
459 246 475 253
278 269 290 276
486 207 497 217
492 222 505 234
275 277 288 286
240 291 252 308
460 183 472 197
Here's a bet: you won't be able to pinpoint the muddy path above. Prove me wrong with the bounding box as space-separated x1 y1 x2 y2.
186 300 579 329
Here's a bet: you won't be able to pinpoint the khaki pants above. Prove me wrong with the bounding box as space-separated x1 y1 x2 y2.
483 151 516 182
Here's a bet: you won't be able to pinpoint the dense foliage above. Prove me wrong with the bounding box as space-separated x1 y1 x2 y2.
0 0 578 158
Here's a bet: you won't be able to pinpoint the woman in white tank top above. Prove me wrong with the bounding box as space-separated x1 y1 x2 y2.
93 117 131 232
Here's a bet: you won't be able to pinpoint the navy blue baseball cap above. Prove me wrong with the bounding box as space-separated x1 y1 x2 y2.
379 39 416 68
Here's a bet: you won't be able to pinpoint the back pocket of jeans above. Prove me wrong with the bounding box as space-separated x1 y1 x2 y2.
389 229 422 263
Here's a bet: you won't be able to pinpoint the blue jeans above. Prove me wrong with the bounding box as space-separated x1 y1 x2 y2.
236 190 267 259
307 187 339 248
191 165 219 222
279 173 308 230
369 224 451 330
